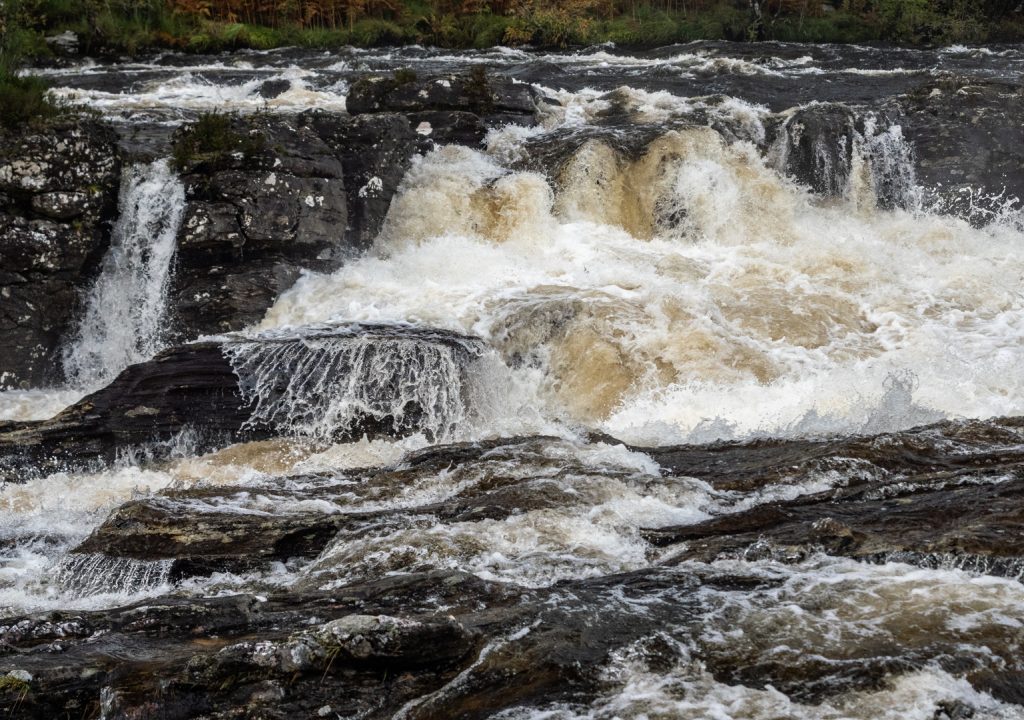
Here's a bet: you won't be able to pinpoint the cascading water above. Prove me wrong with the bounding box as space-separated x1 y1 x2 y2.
62 160 185 389
223 325 489 443
264 121 1024 445
53 553 173 598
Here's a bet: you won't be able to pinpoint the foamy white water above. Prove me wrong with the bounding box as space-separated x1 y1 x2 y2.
257 123 1024 444
3 43 1024 718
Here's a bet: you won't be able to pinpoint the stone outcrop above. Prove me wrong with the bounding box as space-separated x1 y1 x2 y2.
346 70 541 126
0 119 121 388
305 111 422 250
6 422 1024 717
767 102 858 197
0 323 484 482
168 114 348 340
893 76 1024 221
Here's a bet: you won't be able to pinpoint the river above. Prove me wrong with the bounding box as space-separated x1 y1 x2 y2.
0 41 1023 718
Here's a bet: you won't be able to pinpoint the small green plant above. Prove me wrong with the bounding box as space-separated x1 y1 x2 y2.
0 672 30 709
393 67 417 85
171 112 265 171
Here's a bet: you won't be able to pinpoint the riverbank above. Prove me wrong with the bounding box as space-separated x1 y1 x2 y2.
9 1 1024 60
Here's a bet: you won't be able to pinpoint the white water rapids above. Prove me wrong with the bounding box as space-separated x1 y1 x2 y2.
259 119 1024 446
1 43 1023 719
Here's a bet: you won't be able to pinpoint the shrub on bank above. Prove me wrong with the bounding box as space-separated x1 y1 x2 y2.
5 0 1024 57
0 73 65 131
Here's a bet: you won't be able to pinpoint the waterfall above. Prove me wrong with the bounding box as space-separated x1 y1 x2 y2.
224 325 487 443
63 160 186 389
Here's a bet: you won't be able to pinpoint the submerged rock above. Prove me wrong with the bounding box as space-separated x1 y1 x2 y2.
0 118 121 387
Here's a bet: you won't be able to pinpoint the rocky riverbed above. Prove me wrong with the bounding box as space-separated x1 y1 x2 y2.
0 41 1023 719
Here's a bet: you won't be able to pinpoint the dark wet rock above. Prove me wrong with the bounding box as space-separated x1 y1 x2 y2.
0 324 484 482
305 110 421 250
347 70 540 125
6 421 1024 716
74 497 348 567
70 437 595 582
0 574 500 720
767 103 857 197
0 118 121 388
406 109 489 146
0 341 250 481
647 462 1024 571
643 416 1024 492
169 114 347 340
257 78 291 99
894 77 1024 221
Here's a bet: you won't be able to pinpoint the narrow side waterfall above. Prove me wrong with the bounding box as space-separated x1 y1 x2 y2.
223 326 487 443
63 160 186 389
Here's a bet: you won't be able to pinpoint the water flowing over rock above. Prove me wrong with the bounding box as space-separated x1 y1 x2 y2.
226 324 486 444
0 118 121 388
2 42 1024 720
0 324 486 482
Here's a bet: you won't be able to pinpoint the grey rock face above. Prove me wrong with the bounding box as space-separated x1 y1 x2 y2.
169 115 347 339
306 110 422 251
895 77 1024 220
0 119 121 388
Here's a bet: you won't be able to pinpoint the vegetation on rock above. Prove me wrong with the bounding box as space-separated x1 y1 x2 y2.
171 111 266 171
0 0 65 130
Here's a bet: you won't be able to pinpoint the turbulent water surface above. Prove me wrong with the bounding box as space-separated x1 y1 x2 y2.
2 41 1024 718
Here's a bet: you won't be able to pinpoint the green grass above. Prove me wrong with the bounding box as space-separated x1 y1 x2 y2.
0 73 67 131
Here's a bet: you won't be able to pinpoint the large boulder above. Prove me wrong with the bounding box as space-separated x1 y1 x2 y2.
305 111 422 251
168 115 348 340
0 323 485 482
0 118 121 388
767 102 857 198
